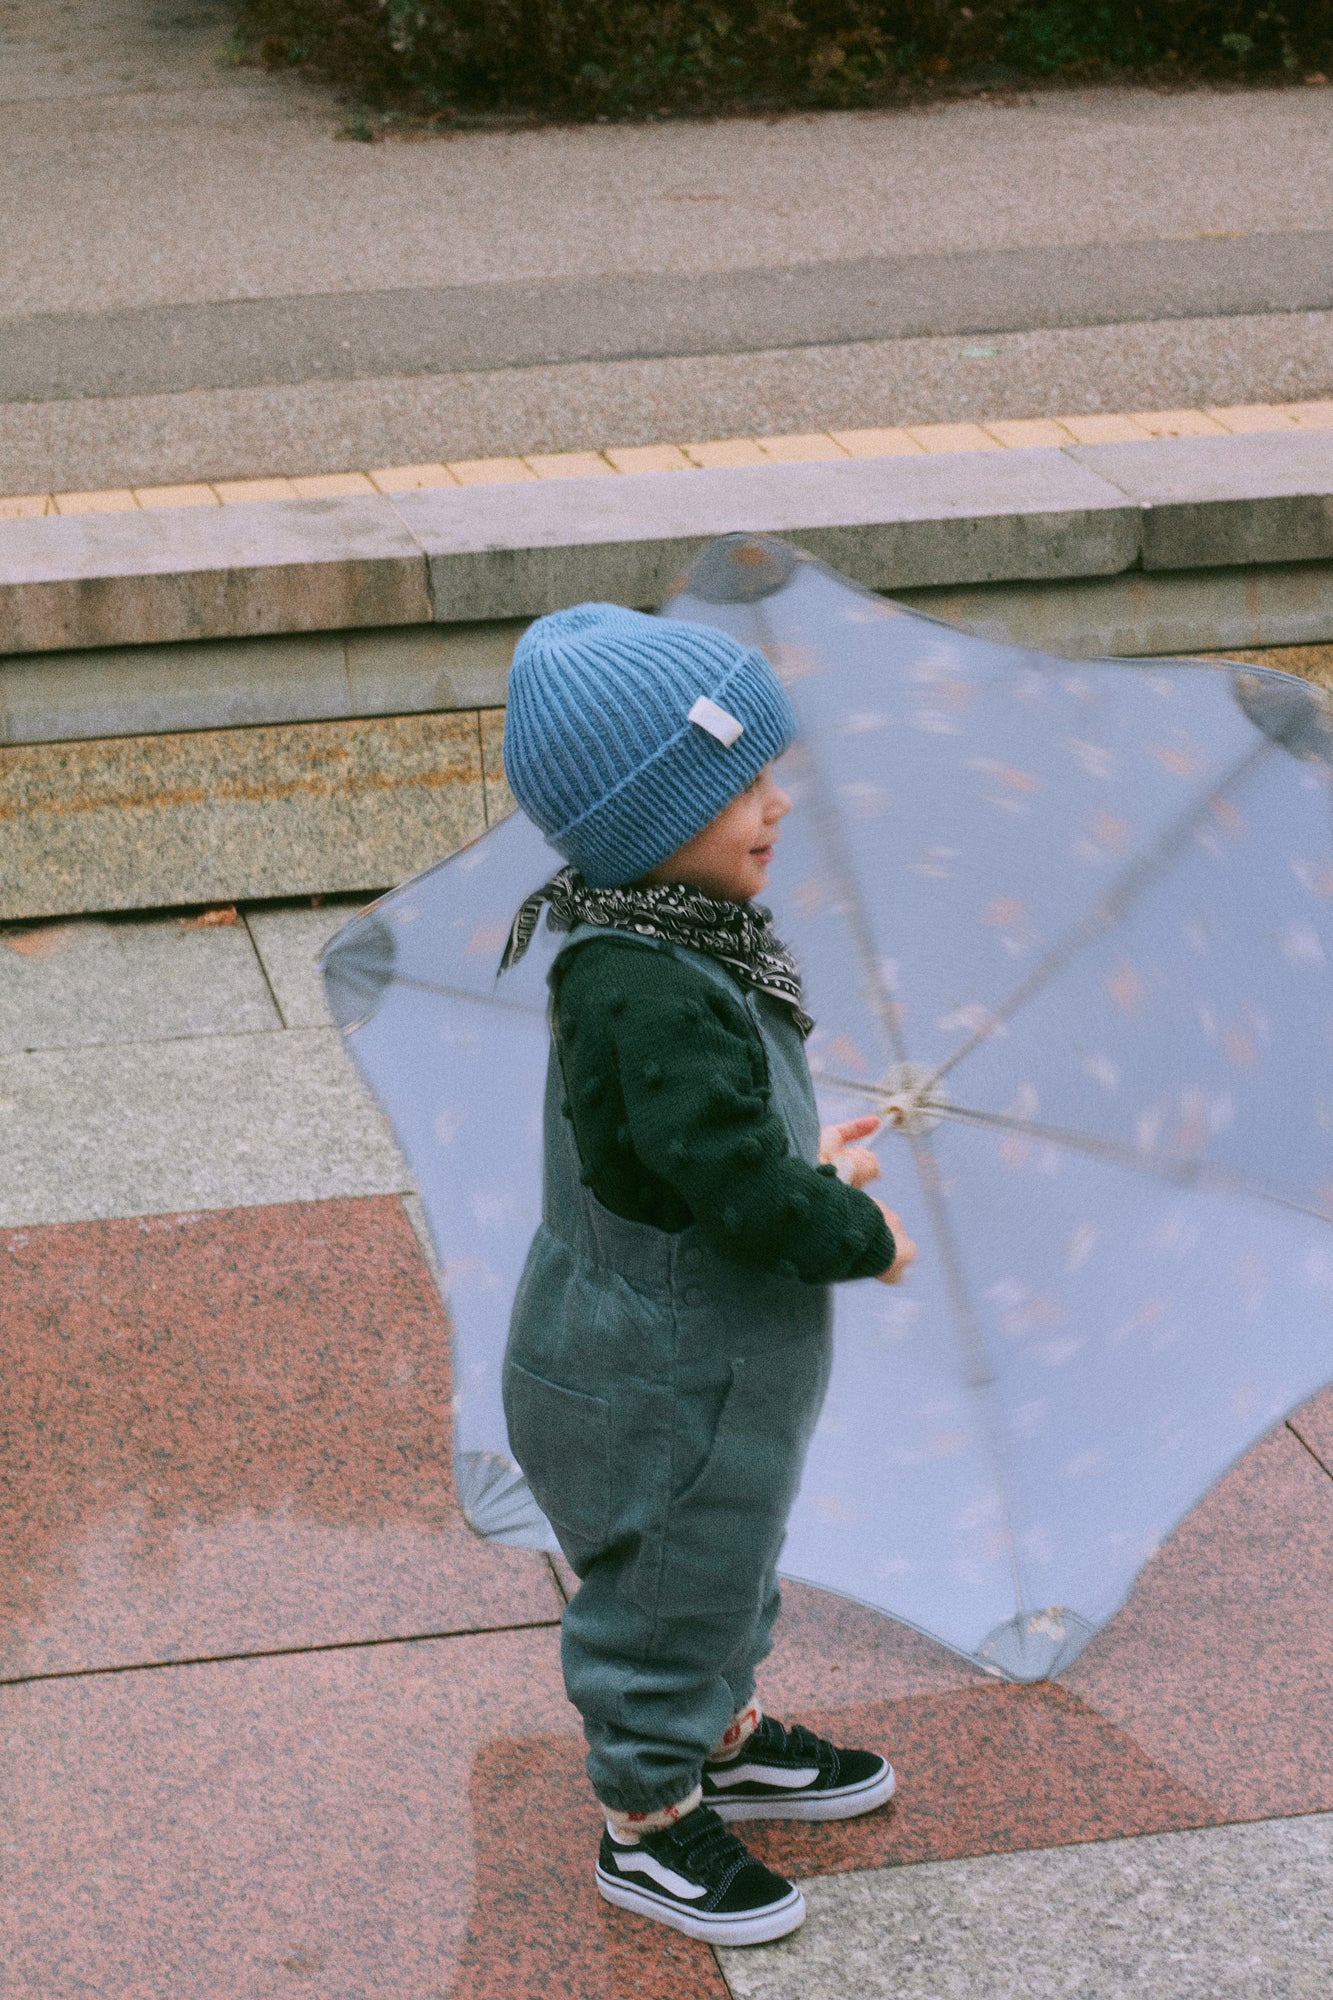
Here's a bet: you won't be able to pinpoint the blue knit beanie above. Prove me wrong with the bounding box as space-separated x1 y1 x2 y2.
502 603 797 888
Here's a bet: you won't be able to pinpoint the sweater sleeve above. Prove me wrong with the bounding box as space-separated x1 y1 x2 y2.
559 942 896 1284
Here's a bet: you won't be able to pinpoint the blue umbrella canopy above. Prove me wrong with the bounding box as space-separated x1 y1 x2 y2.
322 534 1333 1680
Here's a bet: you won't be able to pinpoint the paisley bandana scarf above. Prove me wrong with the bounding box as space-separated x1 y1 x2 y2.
500 864 814 1037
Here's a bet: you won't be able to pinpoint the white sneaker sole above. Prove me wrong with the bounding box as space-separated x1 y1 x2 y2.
595 1868 806 1945
707 1759 896 1823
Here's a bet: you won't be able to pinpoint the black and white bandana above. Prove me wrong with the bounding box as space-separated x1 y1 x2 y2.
500 864 813 1036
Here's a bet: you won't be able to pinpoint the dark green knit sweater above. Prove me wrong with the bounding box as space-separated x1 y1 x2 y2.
550 936 896 1285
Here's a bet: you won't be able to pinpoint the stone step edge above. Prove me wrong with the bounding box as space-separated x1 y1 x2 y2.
4 427 1333 659
4 402 1332 520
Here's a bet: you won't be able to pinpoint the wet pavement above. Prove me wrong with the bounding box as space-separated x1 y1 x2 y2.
1 899 1330 1994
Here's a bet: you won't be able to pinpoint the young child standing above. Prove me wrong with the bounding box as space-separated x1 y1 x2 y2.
498 602 915 1947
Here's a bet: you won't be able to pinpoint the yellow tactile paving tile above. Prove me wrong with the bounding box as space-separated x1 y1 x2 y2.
982 418 1076 448
212 478 300 503
368 464 457 492
524 451 613 478
681 438 767 468
604 444 692 473
447 457 536 484
907 422 1000 452
289 472 378 498
1128 408 1228 438
53 489 137 513
756 433 849 462
1286 400 1333 428
8 400 1333 521
1056 413 1153 443
829 427 925 456
1207 405 1299 433
133 484 220 508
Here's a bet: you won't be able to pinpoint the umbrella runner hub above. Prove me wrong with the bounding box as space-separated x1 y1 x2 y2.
876 1062 947 1135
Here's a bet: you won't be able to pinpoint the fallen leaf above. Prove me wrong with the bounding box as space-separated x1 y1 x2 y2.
2 926 75 958
178 906 238 930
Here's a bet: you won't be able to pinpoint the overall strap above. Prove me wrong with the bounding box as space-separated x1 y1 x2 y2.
550 924 819 1160
552 921 744 1002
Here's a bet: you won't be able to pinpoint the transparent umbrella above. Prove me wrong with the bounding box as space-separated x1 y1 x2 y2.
322 534 1333 1680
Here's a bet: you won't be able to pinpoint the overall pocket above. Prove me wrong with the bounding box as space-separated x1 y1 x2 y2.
659 1341 831 1615
503 1358 611 1544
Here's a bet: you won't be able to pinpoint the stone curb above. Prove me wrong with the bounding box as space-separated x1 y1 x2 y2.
4 431 1333 660
5 399 1332 522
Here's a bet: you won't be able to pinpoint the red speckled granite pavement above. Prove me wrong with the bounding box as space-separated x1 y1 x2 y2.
1 1195 1330 1998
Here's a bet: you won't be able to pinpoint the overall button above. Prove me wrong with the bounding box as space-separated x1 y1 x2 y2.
682 1283 706 1308
682 1243 705 1267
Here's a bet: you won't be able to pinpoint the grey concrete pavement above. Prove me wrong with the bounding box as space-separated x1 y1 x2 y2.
7 28 1333 313
1 0 250 103
0 1025 408 1225
7 233 1333 405
0 912 279 1054
716 1812 1333 2000
0 901 405 1225
244 899 360 1028
8 313 1332 495
0 885 446 1256
2 3 1331 489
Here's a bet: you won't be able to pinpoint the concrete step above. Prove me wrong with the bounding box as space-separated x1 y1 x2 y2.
4 433 1333 921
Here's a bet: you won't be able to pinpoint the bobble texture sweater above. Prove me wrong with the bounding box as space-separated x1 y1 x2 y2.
551 936 896 1285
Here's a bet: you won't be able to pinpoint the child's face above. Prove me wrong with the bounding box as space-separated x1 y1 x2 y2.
644 762 791 903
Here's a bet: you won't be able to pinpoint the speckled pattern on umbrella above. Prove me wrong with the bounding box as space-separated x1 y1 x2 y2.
322 534 1333 1681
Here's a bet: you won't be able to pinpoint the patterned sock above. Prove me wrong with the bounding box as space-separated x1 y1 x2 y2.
605 1784 703 1844
706 1702 762 1764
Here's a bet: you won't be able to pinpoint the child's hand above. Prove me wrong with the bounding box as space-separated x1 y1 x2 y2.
818 1119 914 1280
873 1205 917 1285
819 1114 882 1189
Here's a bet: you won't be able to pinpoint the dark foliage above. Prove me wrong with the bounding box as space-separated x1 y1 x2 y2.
235 2 1333 117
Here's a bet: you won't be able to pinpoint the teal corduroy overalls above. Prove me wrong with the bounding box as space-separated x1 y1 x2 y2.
502 927 833 1813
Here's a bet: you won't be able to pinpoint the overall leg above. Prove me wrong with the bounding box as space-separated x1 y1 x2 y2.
562 1541 765 1813
563 1326 832 1813
718 1564 782 1731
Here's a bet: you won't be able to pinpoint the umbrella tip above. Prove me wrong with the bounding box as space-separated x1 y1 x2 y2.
672 533 802 605
1232 669 1333 764
321 912 396 1032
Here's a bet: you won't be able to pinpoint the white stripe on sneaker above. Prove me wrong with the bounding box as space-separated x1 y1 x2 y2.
597 1871 806 1944
706 1761 820 1789
609 1849 708 1899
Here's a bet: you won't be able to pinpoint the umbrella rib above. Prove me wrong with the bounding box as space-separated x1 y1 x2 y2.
926 738 1274 1091
923 1100 1333 1226
386 973 546 1017
905 1125 1029 1617
815 1068 1332 1225
755 601 1026 1619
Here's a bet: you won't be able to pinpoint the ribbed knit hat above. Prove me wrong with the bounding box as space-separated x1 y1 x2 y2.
502 603 797 888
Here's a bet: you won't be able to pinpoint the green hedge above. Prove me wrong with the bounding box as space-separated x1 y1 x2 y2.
237 3 1333 117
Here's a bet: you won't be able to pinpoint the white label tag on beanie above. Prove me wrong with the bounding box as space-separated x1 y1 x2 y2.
688 696 745 747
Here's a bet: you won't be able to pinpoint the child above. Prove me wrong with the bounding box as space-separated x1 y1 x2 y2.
498 602 915 1947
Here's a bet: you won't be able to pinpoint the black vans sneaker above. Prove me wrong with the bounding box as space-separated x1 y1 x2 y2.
595 1803 805 1946
701 1714 896 1822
